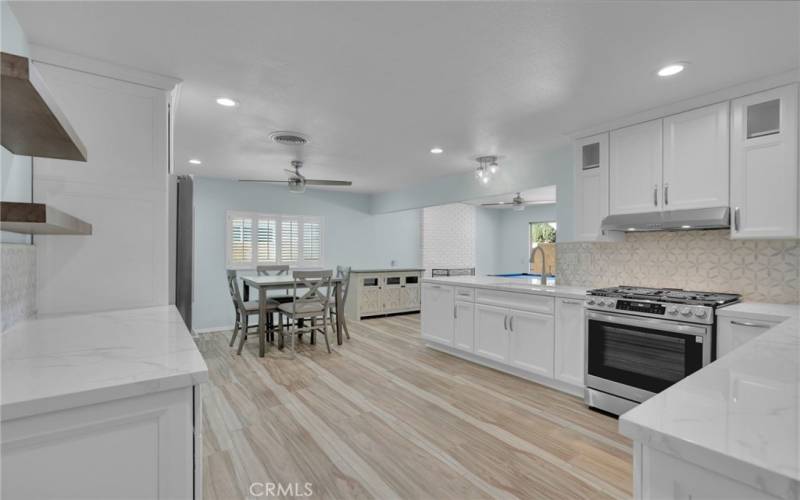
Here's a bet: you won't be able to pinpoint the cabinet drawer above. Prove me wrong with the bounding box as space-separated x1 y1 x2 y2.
476 289 554 314
454 287 475 301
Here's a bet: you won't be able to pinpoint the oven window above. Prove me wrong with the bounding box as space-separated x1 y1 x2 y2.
587 320 704 394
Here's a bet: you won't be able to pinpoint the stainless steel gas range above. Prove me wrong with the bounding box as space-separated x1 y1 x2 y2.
584 286 741 416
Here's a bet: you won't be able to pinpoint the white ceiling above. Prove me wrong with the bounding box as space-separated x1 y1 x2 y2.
10 1 800 193
464 186 556 208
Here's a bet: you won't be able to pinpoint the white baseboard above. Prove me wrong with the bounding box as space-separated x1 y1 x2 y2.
423 340 584 398
192 325 234 335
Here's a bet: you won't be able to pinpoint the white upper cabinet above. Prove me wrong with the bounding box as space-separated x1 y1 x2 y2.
610 119 663 215
731 84 799 239
663 102 730 210
575 133 612 240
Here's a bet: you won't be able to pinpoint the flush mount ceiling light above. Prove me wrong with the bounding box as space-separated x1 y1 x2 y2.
216 97 239 107
657 63 686 77
430 147 444 154
474 155 499 184
188 159 202 165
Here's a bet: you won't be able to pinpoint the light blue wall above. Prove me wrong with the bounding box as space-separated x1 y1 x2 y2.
496 204 557 273
369 144 575 242
1 2 32 244
192 177 421 330
475 207 501 275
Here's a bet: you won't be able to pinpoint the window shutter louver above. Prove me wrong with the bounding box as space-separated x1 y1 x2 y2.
281 219 299 263
230 217 253 265
303 221 321 262
257 218 277 263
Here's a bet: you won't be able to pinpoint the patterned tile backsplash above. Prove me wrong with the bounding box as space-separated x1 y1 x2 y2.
1 243 37 331
557 230 800 304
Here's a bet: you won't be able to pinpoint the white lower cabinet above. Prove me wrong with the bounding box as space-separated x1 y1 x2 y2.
2 387 197 500
717 315 780 357
508 309 555 377
421 283 455 345
454 300 475 352
475 303 510 362
554 298 586 387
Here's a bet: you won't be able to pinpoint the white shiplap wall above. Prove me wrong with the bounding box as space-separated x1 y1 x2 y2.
422 203 476 275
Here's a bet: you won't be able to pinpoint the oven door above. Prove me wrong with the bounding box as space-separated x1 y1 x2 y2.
585 310 712 403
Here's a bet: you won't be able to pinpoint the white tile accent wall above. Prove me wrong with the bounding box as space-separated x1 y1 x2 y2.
422 203 476 275
557 230 800 303
1 243 36 331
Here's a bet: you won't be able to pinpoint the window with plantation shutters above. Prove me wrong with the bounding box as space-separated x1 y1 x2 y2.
226 211 324 268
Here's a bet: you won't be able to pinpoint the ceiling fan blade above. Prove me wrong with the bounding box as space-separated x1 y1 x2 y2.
480 202 507 206
522 200 556 205
304 179 352 186
238 179 288 183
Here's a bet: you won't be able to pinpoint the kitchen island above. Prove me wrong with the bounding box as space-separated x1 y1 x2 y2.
420 276 589 396
1 305 207 499
620 302 800 500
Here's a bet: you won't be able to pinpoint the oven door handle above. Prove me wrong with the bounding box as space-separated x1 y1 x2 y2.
586 310 709 336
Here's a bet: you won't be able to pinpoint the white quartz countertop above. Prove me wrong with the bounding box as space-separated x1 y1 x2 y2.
717 301 800 321
1 306 208 421
619 302 800 495
423 275 590 299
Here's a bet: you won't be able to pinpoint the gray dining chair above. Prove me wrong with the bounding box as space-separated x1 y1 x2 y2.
226 270 281 355
329 265 352 340
278 270 334 357
256 265 294 303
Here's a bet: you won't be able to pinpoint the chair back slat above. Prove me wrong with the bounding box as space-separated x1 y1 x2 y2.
226 269 245 308
291 270 333 309
257 265 290 276
336 265 352 307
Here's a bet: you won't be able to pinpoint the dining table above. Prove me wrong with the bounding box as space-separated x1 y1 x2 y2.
241 273 345 357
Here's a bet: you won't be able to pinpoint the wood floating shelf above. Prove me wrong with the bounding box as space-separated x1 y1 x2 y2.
1 52 87 161
1 202 92 235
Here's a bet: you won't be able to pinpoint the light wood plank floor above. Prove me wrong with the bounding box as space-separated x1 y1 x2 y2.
196 314 632 500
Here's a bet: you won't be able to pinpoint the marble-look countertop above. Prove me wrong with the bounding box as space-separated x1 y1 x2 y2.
351 268 425 273
1 306 208 421
423 275 589 299
620 302 800 497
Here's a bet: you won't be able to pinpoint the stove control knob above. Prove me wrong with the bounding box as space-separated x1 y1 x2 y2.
587 299 596 305
680 307 692 316
667 306 678 315
607 300 615 308
597 300 606 307
694 309 707 318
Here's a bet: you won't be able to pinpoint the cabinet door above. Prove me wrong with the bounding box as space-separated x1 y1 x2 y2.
717 317 778 357
454 300 475 352
554 298 585 387
507 309 555 377
731 84 798 239
475 304 509 362
575 133 611 240
610 119 663 215
400 285 420 310
382 274 403 312
663 102 730 210
359 276 383 315
420 284 454 345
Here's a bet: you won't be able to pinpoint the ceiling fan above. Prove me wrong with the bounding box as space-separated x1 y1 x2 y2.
481 192 553 211
239 160 352 193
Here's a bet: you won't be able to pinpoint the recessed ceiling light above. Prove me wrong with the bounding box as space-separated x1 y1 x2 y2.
430 147 443 154
216 97 239 107
657 63 686 77
681 225 692 229
188 159 202 165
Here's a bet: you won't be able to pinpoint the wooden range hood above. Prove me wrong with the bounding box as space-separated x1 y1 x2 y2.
1 52 92 235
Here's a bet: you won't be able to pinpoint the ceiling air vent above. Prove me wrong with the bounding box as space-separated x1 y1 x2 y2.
269 131 310 146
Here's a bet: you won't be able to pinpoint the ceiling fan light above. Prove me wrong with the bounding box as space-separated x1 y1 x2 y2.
288 178 306 193
513 204 525 211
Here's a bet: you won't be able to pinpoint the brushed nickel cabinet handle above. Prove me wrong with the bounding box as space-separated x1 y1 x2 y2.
730 320 770 328
734 207 741 232
561 300 582 305
453 305 457 319
503 315 508 331
653 185 658 206
509 316 514 332
664 184 669 206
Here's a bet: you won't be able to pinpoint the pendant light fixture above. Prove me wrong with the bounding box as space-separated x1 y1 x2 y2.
475 155 499 184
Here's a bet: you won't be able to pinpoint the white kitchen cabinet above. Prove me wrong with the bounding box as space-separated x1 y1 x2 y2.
475 303 510 363
554 298 585 387
454 300 475 352
3 387 196 500
421 283 454 345
663 102 730 210
575 133 614 241
610 119 663 215
507 309 555 378
731 84 799 239
717 316 780 357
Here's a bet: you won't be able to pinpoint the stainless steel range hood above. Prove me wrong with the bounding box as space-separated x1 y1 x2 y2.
601 207 730 233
